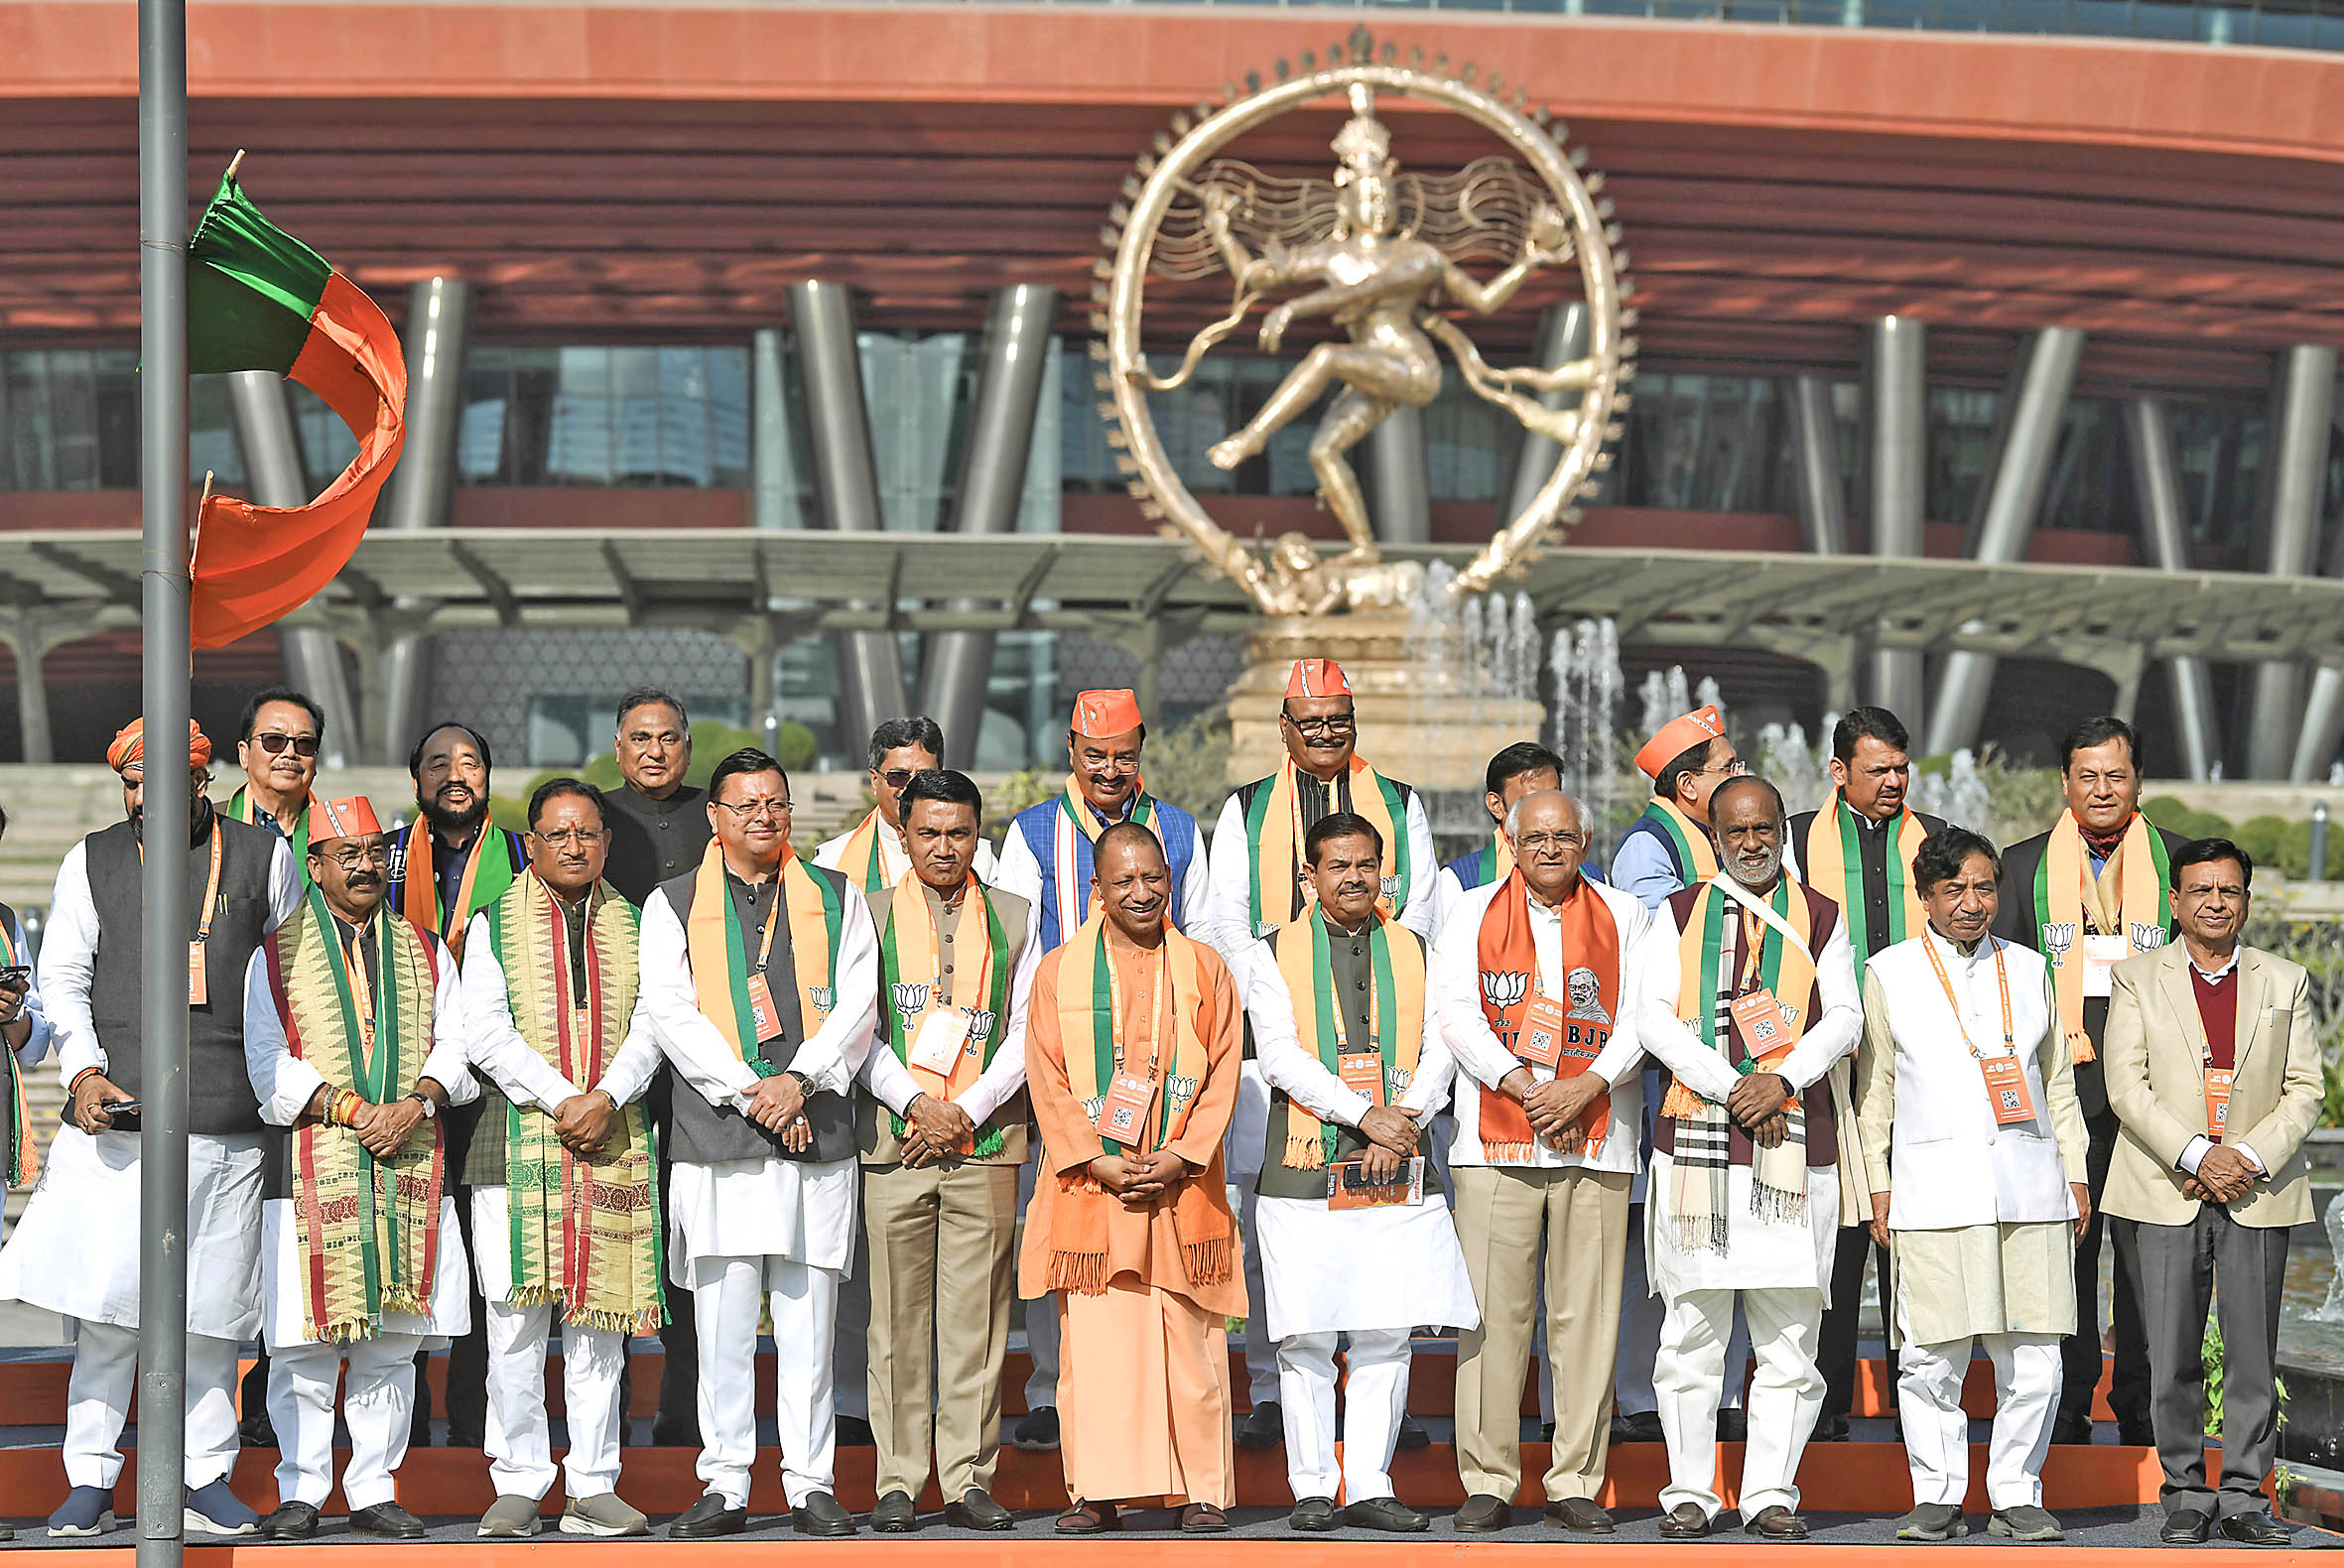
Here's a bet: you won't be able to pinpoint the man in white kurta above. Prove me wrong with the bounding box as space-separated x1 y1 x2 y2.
0 718 299 1539
1859 827 2086 1543
1434 790 1654 1533
639 748 880 1538
243 797 478 1538
1633 776 1860 1539
1243 811 1477 1532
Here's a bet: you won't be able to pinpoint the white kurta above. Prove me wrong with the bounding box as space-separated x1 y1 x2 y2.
635 873 880 1285
1633 874 1861 1297
1243 934 1478 1341
241 930 481 1346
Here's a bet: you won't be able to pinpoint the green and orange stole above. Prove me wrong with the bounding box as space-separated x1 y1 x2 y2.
1632 797 1721 884
483 874 664 1335
877 875 1013 1157
1046 914 1230 1291
1663 876 1817 1252
1474 871 1620 1162
836 809 894 896
2034 812 2172 1065
1240 756 1410 938
399 828 517 961
2 917 30 1189
227 785 319 871
1801 792 1927 967
685 841 844 1074
1273 907 1423 1169
267 886 444 1342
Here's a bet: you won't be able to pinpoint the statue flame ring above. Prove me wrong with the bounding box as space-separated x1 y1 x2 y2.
1100 54 1632 610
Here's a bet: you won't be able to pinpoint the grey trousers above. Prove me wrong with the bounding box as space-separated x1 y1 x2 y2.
2117 1206 2288 1518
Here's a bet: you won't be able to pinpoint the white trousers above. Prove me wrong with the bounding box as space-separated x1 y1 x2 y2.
694 1254 838 1507
1618 1209 1747 1416
1656 1287 1823 1520
482 1300 627 1502
1899 1333 2061 1510
65 1323 240 1491
1017 1159 1058 1408
1276 1329 1411 1503
1234 1183 1280 1404
269 1334 424 1510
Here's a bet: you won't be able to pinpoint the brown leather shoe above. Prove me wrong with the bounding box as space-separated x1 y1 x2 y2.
1745 1505 1810 1540
1545 1497 1615 1534
1179 1503 1230 1534
1055 1501 1117 1535
1658 1503 1712 1539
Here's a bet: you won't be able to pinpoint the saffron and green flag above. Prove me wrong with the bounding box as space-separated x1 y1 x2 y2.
187 169 405 650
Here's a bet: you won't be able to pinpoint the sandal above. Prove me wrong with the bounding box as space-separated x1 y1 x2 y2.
1056 1501 1118 1535
1180 1503 1231 1534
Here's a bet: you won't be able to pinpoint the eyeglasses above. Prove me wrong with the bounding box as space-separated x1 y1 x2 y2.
252 732 321 758
875 768 916 790
323 844 390 869
533 828 604 849
716 798 792 823
1513 832 1584 853
1700 757 1752 777
1283 714 1357 737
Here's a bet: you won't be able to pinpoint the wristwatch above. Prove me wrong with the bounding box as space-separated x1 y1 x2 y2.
408 1091 438 1120
785 1069 817 1099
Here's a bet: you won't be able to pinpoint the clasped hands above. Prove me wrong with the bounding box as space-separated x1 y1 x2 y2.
744 1073 815 1153
2183 1143 2259 1205
1498 1067 1609 1153
1090 1149 1194 1209
304 1082 439 1157
552 1091 620 1158
899 1093 977 1169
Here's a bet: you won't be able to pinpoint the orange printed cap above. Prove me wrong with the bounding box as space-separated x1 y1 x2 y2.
311 796 383 844
1633 705 1727 779
1071 689 1144 737
1284 658 1351 700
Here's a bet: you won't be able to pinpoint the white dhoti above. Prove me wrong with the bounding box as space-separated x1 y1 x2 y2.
670 1155 855 1508
471 1186 630 1503
0 1128 264 1493
1257 1192 1480 1504
1649 1151 1836 1522
261 1193 471 1512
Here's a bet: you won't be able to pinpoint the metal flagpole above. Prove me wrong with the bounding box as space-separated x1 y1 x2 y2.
136 0 193 1562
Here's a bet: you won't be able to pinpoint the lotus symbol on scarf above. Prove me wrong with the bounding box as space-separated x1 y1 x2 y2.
1482 971 1528 1009
891 981 931 1018
2131 922 2167 951
969 1008 998 1044
809 985 836 1016
2041 922 2077 961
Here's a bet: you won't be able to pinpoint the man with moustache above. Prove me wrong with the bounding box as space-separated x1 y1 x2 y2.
1201 657 1436 1446
225 685 329 866
244 795 478 1539
0 719 299 1538
1786 706 1944 1442
1634 776 1862 1540
460 779 665 1538
1994 716 2183 1448
387 719 529 1447
641 748 880 1539
991 687 1207 1450
594 687 714 1448
858 769 1039 1533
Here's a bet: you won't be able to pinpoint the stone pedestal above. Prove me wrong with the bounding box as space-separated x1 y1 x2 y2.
1226 612 1545 791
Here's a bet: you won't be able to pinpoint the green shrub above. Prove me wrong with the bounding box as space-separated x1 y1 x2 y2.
2236 815 2290 869
2141 796 2234 843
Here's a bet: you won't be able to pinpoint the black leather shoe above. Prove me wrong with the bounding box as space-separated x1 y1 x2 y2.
1745 1505 1810 1540
2160 1508 2212 1544
1545 1497 1615 1533
1395 1412 1432 1451
793 1491 856 1537
1659 1503 1711 1539
668 1494 746 1538
870 1491 916 1533
2049 1415 2094 1446
2220 1511 2293 1546
1454 1494 1510 1533
1235 1400 1284 1450
349 1502 427 1539
650 1414 702 1448
1012 1406 1061 1451
258 1502 320 1540
1344 1497 1428 1533
944 1490 1013 1532
1611 1409 1664 1444
1716 1407 1749 1442
1289 1497 1340 1533
1811 1413 1850 1443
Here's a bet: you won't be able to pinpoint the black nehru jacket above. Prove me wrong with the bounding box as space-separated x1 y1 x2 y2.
82 809 281 1135
655 860 855 1167
1786 807 1948 970
601 783 713 907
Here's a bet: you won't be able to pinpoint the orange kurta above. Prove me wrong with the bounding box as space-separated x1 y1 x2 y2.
1015 926 1245 1317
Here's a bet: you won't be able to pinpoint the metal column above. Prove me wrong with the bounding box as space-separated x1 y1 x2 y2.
1922 327 2085 757
1784 375 1850 556
750 327 804 533
1367 403 1431 545
227 371 359 766
2122 398 2221 781
2248 344 2336 778
374 277 471 763
135 1 192 1564
1865 316 1927 726
917 285 1058 767
1500 303 1589 525
789 280 908 745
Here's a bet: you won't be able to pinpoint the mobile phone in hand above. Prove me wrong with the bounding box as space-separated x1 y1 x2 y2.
104 1100 142 1132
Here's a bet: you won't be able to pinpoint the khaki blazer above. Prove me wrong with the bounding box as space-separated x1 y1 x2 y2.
2101 944 2319 1229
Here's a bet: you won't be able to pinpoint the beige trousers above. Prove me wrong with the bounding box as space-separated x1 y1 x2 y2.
1451 1163 1631 1502
861 1159 1019 1500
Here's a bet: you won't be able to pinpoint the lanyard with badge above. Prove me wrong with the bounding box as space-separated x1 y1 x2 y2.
1324 927 1386 1109
1922 933 2033 1124
140 822 224 1006
340 918 377 1055
906 889 982 1078
1094 944 1171 1149
2182 970 2236 1141
742 884 786 1047
1727 905 1800 1103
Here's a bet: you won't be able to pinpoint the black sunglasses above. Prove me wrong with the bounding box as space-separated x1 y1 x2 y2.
253 732 321 759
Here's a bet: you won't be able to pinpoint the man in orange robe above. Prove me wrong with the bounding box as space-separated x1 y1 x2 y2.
1018 823 1245 1534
